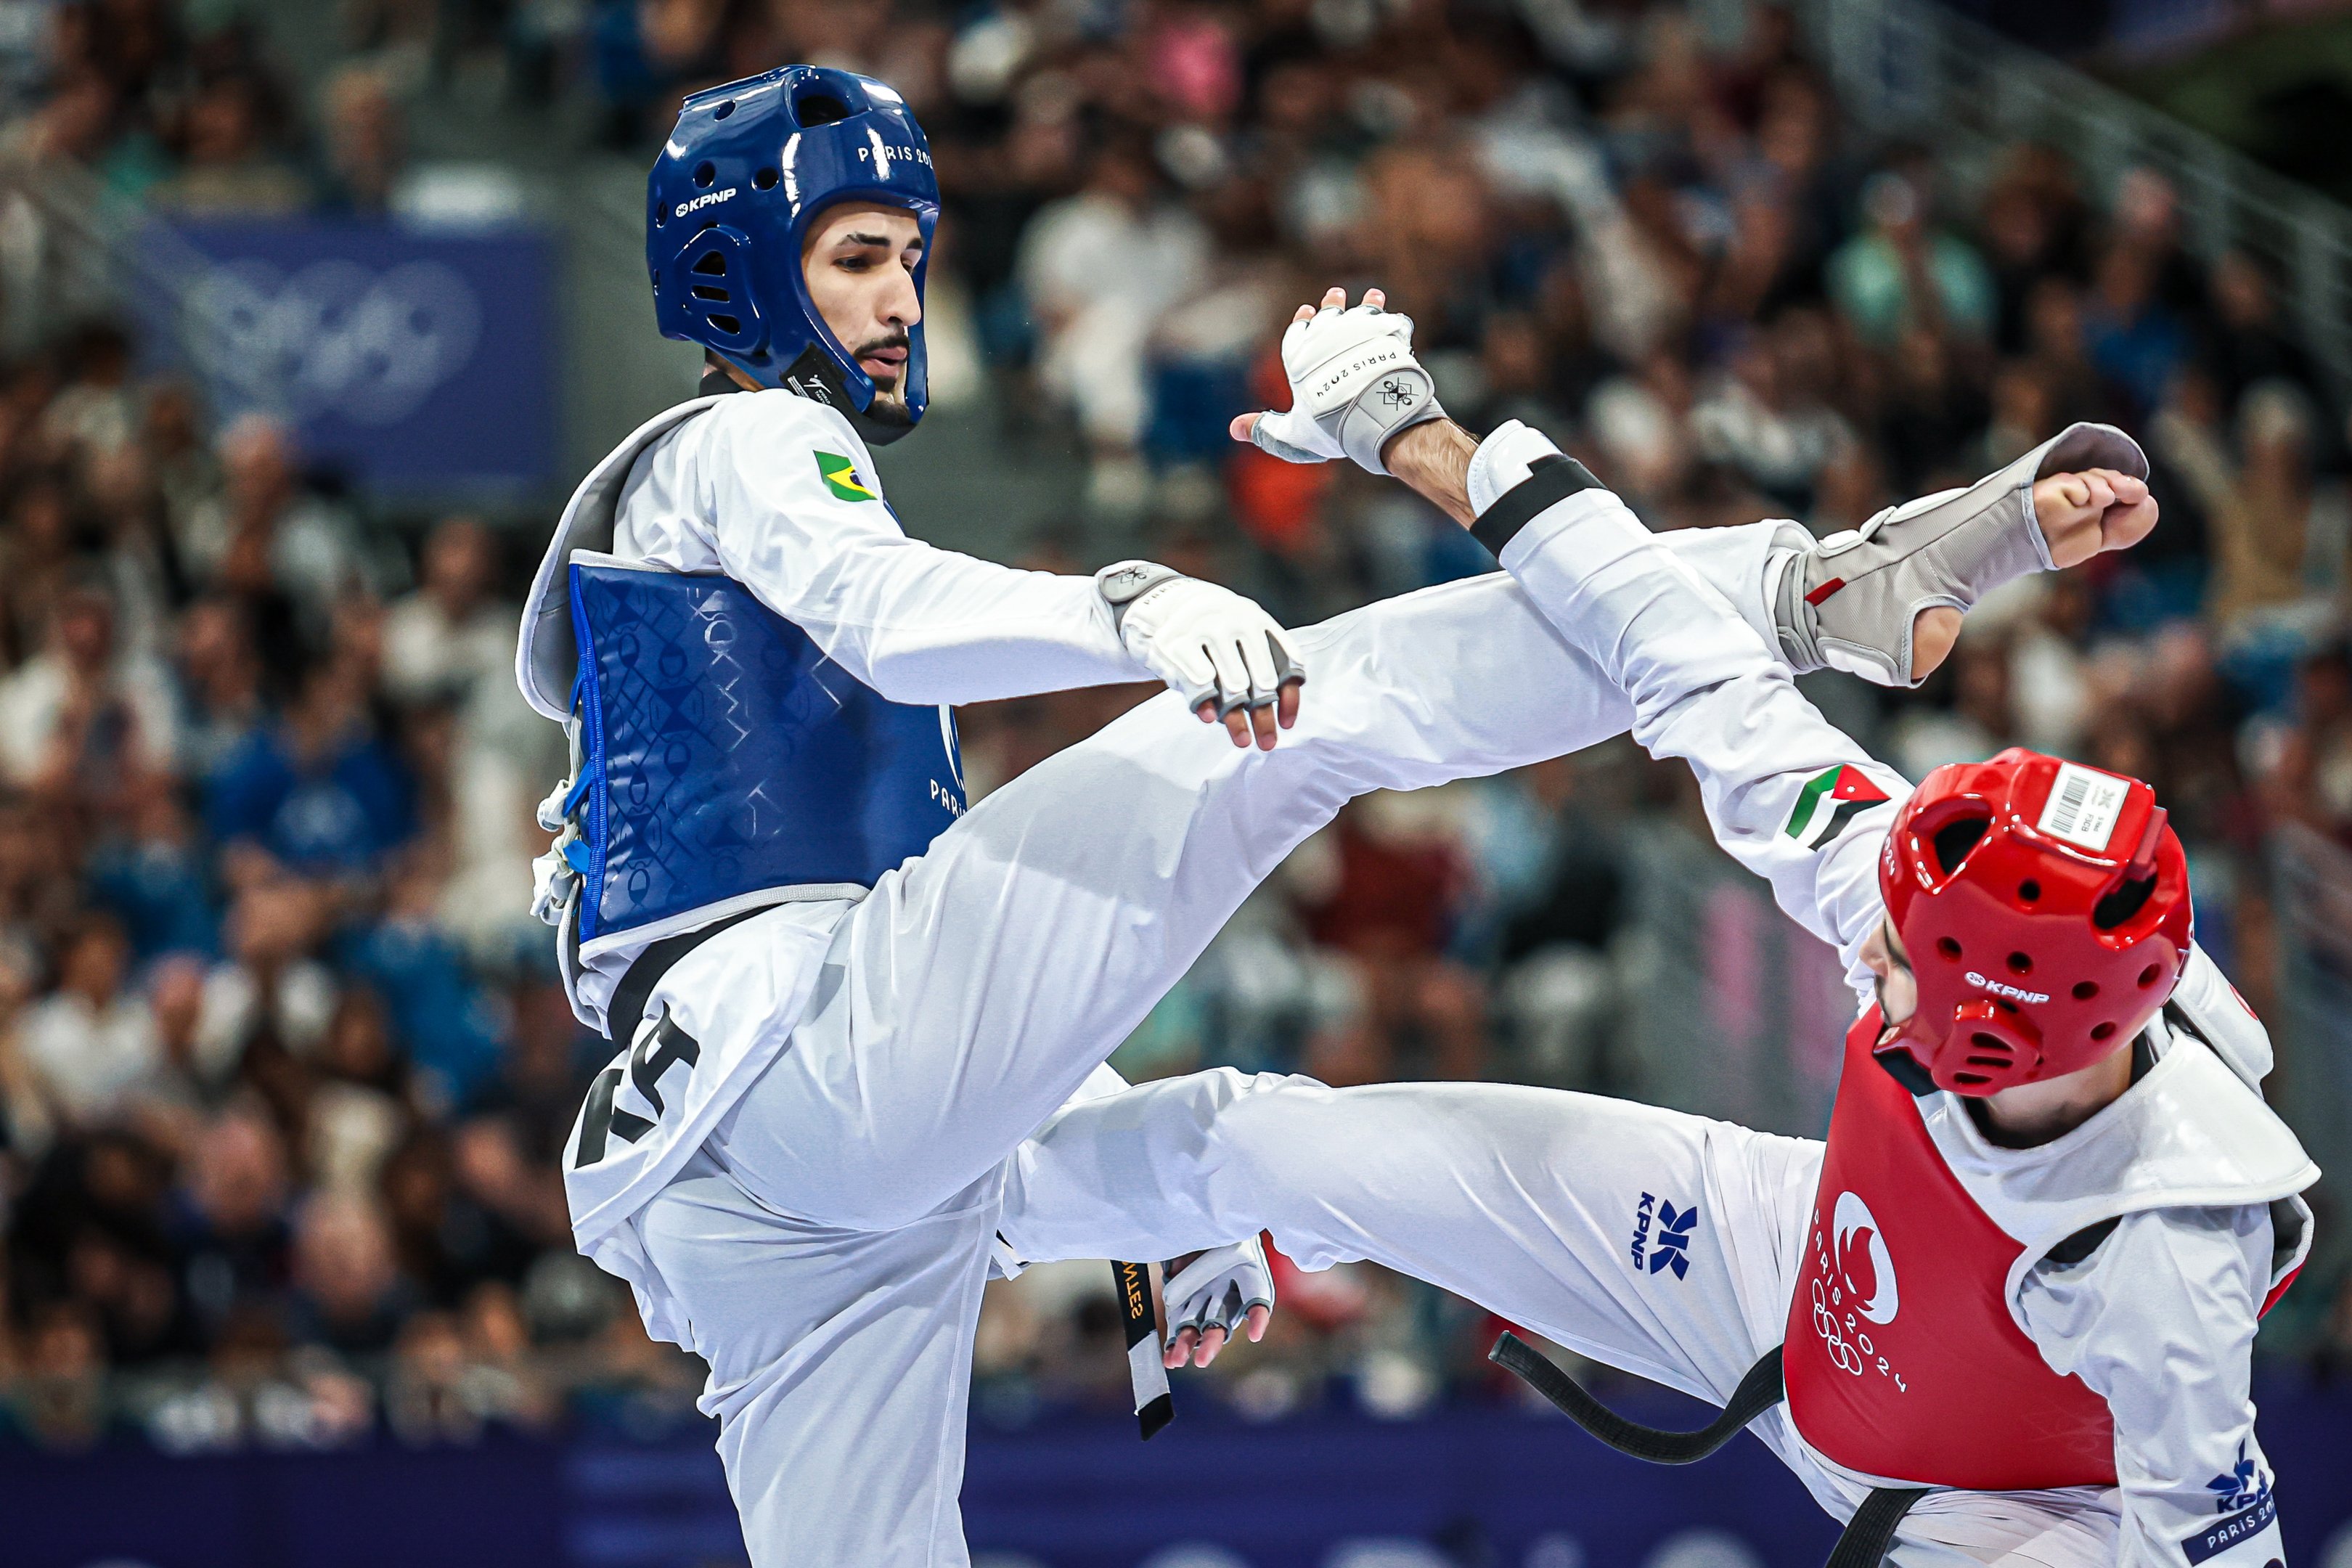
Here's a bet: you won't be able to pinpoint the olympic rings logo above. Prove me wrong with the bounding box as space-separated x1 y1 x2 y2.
180 257 483 428
1810 1279 1866 1376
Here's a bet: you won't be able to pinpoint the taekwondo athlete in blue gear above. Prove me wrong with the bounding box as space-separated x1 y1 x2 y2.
514 65 1333 1567
518 68 1866 1568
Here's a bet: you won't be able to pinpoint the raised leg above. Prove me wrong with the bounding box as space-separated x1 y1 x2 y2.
698 571 1644 1230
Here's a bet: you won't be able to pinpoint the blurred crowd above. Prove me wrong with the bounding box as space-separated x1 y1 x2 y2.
0 322 701 1447
0 0 2351 1453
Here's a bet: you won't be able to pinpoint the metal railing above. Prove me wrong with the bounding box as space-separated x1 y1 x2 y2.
1797 0 2352 393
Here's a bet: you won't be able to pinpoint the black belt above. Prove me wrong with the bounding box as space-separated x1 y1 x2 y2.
1490 1331 1927 1567
605 907 770 1040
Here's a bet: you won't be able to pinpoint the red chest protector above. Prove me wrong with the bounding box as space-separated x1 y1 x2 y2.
1782 1008 2115 1490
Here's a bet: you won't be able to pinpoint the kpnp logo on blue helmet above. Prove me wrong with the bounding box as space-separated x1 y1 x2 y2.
647 65 941 443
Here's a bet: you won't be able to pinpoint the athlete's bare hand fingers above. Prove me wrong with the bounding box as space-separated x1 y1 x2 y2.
1164 1327 1196 1370
1222 707 1253 747
1192 1325 1230 1366
1248 700 1278 751
1278 682 1300 730
1229 411 1263 443
1319 285 1345 313
1245 1304 1270 1342
1196 698 1219 725
1363 288 1385 310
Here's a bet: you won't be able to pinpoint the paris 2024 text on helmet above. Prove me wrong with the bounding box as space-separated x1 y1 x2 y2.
1877 747 2192 1096
647 64 939 443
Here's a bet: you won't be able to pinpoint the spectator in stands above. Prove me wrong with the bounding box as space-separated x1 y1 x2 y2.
2263 642 2352 848
182 415 375 640
2189 382 2349 669
154 65 309 214
203 658 413 875
15 913 158 1128
319 65 406 216
1018 139 1209 498
0 578 180 804
166 1106 294 1346
285 1191 415 1358
382 516 512 709
1827 170 1996 347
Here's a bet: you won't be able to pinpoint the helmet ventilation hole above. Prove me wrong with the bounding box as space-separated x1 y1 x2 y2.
2091 1022 2118 1041
694 160 717 188
2137 964 2161 988
1935 937 1962 960
692 251 729 275
2006 952 2032 975
2072 981 2099 1000
713 99 735 119
653 206 666 226
754 168 779 189
692 285 729 302
2017 879 2040 902
1931 817 1990 874
709 314 741 335
1953 1071 1990 1087
793 91 852 126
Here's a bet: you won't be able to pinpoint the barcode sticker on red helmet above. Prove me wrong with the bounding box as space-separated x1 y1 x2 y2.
2036 761 2131 851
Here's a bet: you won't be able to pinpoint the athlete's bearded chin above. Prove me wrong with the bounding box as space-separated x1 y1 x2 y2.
855 330 915 426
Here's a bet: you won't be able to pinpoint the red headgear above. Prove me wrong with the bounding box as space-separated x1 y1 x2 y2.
1877 748 2191 1095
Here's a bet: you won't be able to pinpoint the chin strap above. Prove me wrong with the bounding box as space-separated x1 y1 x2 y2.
1490 1332 1930 1567
775 344 918 446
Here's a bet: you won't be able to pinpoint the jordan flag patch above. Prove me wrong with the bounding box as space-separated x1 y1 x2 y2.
1784 764 1890 849
816 451 877 502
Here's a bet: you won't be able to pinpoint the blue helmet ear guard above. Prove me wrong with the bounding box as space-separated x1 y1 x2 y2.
648 65 941 443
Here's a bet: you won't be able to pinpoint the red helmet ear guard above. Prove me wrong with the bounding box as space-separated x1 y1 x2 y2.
1877 748 2192 1096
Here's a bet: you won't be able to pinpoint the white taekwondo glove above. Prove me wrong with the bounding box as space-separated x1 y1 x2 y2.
1244 299 1445 475
1163 1236 1274 1349
1096 561 1305 718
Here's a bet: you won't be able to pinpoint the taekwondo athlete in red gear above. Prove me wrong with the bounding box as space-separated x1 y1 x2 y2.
993 291 2314 1567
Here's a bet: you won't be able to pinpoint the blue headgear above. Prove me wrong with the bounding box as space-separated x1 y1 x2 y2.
648 65 940 444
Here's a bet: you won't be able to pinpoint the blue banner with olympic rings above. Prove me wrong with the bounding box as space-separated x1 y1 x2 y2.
138 219 557 496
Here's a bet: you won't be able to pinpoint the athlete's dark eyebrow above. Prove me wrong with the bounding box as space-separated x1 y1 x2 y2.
838 231 894 248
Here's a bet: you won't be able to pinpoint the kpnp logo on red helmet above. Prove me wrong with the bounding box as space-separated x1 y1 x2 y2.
1877 748 2192 1096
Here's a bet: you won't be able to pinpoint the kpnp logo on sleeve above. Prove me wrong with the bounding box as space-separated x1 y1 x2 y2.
1784 764 1891 850
1629 1192 1700 1280
815 451 878 502
2181 1440 2279 1563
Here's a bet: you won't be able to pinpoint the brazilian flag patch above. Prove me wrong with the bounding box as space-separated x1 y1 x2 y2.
1784 764 1891 849
816 451 878 502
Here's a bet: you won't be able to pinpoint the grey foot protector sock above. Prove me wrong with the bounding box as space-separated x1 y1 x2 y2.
1775 422 2147 688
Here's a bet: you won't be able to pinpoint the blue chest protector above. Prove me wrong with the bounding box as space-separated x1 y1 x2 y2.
565 559 966 945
